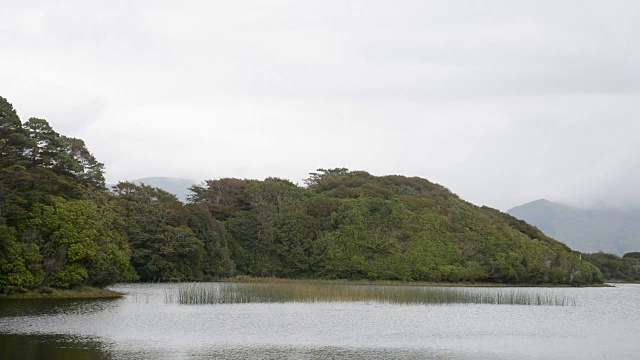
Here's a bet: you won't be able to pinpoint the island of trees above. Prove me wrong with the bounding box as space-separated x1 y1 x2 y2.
0 95 603 294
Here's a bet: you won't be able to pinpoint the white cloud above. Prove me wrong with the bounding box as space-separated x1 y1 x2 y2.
2 0 639 210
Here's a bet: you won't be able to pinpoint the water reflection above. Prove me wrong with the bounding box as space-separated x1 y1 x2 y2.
0 298 118 318
0 334 468 360
0 334 108 360
0 283 638 360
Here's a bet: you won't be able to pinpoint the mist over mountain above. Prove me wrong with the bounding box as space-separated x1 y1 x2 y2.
507 200 640 255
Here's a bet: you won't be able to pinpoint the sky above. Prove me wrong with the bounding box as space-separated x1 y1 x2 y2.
1 0 639 211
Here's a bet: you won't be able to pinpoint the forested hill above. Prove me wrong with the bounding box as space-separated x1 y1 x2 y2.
186 170 600 284
0 95 601 294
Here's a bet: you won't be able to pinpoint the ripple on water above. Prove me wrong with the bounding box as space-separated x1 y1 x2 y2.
1 283 639 360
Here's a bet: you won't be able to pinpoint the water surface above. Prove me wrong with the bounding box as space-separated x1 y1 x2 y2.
1 283 638 359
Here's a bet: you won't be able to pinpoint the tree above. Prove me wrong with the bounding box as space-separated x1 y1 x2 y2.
224 179 317 277
26 196 135 288
23 117 64 169
113 182 205 281
0 225 43 293
186 203 235 278
60 136 106 188
0 96 133 292
303 168 349 187
188 178 254 219
0 96 28 167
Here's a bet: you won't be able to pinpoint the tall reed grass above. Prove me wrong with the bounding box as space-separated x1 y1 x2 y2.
164 282 577 306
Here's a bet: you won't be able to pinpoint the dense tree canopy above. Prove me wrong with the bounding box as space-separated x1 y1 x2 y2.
0 96 132 292
580 252 640 282
26 196 135 287
191 168 602 285
112 182 234 281
0 95 605 294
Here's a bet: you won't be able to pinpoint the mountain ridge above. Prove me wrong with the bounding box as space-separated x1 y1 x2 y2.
507 200 640 255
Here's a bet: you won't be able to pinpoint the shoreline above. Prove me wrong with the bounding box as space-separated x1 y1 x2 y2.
1 278 615 300
0 287 123 300
602 280 640 284
217 276 613 288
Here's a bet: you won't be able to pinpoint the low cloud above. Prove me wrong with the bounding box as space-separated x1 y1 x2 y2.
2 0 639 210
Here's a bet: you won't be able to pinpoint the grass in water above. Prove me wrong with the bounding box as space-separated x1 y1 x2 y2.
165 282 577 306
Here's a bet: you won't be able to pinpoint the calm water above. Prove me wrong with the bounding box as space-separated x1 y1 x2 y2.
1 283 639 359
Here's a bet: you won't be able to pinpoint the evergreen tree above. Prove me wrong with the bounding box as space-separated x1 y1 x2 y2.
0 96 28 167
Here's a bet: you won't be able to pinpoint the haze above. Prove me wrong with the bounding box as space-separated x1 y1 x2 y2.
2 0 639 210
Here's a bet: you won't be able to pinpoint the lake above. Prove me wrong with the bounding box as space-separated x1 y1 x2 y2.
1 282 638 359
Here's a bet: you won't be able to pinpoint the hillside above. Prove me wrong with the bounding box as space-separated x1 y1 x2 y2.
186 169 602 285
508 200 640 255
0 95 603 294
581 252 640 282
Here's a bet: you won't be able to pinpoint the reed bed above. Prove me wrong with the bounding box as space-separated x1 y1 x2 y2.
164 282 577 306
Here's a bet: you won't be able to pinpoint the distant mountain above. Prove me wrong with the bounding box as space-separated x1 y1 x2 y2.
507 199 640 255
126 177 196 202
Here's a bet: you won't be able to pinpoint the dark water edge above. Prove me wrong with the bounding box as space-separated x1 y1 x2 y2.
0 334 107 360
0 297 120 317
0 333 479 360
0 287 123 301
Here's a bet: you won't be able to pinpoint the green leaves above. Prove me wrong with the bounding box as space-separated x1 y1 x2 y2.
204 170 603 285
114 182 216 281
0 93 605 289
25 196 134 288
0 96 29 167
582 252 636 282
0 96 122 293
0 225 43 293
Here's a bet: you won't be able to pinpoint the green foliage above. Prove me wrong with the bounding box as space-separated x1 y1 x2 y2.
27 196 135 288
582 252 640 282
623 252 640 259
0 96 29 167
187 203 235 278
188 178 254 220
303 168 350 187
113 182 234 282
60 136 106 188
0 95 605 290
0 225 43 293
23 117 66 169
226 178 314 277
0 96 120 293
190 168 601 285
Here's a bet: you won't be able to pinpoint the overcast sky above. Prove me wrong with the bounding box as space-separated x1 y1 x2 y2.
2 0 639 210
